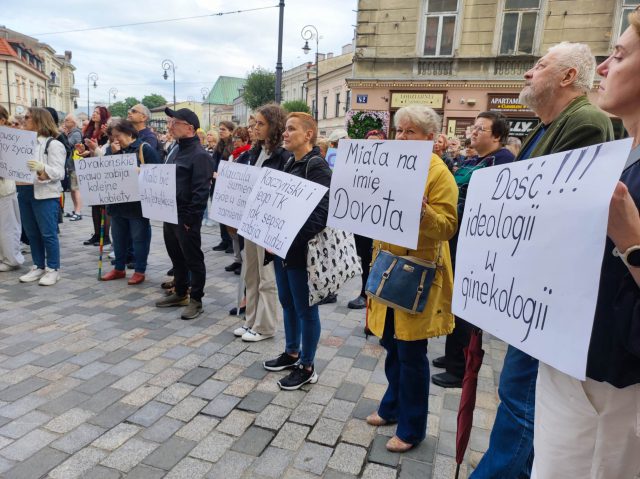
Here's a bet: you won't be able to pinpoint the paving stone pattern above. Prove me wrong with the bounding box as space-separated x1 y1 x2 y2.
0 208 502 478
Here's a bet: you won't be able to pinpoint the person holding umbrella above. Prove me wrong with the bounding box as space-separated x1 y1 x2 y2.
365 104 458 452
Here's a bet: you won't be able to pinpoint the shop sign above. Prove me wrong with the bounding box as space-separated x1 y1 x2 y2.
487 93 533 117
446 117 476 139
356 94 368 104
508 118 540 138
391 92 444 109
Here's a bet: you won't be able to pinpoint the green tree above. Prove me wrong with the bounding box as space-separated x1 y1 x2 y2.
282 100 310 114
347 111 384 139
109 97 139 118
141 94 167 110
242 67 276 110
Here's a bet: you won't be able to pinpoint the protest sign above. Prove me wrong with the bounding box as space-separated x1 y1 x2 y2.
238 168 328 258
209 161 261 229
76 153 139 205
139 164 177 224
452 138 633 380
0 126 36 183
327 140 432 250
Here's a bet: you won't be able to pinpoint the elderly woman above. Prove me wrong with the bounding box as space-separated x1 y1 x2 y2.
100 120 160 284
263 112 331 389
366 105 458 452
17 107 66 286
530 13 640 477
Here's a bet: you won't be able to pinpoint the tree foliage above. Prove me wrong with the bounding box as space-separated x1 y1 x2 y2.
142 94 167 110
243 67 276 110
108 97 139 118
282 100 311 114
347 111 385 139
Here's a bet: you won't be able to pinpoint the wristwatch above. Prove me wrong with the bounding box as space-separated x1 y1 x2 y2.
612 245 640 268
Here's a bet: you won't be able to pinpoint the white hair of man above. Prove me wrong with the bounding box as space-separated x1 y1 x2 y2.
547 41 596 93
137 104 151 120
64 114 78 127
394 105 441 136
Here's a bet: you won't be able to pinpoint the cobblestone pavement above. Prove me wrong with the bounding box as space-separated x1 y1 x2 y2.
0 203 502 478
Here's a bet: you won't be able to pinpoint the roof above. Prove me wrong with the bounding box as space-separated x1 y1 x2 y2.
206 76 246 105
0 38 17 57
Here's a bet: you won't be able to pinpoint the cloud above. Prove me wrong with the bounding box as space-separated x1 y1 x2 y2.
5 0 357 109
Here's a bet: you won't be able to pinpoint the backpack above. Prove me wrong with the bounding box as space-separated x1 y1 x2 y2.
453 155 495 217
51 134 73 192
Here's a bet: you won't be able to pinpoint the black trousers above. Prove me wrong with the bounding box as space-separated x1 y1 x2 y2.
354 234 373 297
163 221 206 301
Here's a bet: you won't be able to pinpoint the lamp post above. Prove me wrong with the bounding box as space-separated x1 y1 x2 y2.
108 87 118 107
275 0 285 103
301 25 319 122
87 72 98 116
162 59 176 109
201 87 210 129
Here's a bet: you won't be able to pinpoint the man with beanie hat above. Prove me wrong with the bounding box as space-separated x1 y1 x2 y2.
156 108 213 319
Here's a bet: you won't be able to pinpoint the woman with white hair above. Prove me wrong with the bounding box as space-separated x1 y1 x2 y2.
365 104 458 452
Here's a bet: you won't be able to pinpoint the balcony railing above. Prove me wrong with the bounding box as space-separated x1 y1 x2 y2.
417 59 453 76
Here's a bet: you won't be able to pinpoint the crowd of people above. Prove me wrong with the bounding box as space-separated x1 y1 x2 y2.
0 16 639 474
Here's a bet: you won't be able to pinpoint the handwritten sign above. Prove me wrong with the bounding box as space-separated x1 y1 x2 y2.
0 126 36 183
238 168 328 258
139 164 177 224
209 161 261 229
76 154 139 205
452 139 633 380
327 140 432 250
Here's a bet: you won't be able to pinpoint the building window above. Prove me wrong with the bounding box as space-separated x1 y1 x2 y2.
620 0 640 36
423 0 459 56
335 93 341 117
322 97 328 119
312 99 317 117
500 0 540 55
345 90 352 112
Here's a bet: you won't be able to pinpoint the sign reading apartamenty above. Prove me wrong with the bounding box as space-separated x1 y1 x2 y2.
452 138 632 380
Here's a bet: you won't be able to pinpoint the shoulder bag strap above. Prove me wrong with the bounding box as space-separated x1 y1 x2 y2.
138 143 145 164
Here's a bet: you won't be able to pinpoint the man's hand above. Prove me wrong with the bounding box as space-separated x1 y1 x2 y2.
608 181 640 251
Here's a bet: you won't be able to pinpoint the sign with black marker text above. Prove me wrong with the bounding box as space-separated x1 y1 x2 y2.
76 153 139 206
209 161 261 229
0 126 36 183
139 164 177 224
327 140 432 250
452 139 633 380
238 168 328 258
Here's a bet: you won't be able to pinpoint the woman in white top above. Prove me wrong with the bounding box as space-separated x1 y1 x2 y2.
16 108 66 286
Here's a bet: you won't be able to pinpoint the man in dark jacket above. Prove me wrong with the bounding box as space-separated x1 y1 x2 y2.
156 108 213 320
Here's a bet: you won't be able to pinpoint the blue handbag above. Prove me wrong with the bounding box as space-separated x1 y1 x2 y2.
365 246 440 315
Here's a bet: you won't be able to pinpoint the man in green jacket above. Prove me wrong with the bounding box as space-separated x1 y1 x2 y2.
470 42 613 478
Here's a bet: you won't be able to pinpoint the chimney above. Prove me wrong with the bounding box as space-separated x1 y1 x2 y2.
65 50 72 61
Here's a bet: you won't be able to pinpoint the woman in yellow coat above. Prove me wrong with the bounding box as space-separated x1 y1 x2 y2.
366 104 458 452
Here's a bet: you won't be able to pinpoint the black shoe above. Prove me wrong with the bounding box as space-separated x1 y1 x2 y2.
348 295 366 309
264 352 300 371
234 268 241 275
278 364 318 390
181 299 203 320
212 242 230 252
167 268 174 276
225 262 242 272
431 372 462 388
432 356 447 369
126 262 135 270
229 306 246 316
225 245 234 254
83 236 99 246
317 293 338 305
364 326 373 336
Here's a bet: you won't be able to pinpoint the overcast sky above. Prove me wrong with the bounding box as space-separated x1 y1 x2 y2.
4 0 357 109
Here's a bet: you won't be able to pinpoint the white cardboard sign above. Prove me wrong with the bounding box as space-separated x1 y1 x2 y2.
238 167 328 258
209 161 261 229
0 126 36 183
452 139 633 380
75 153 139 205
138 164 178 224
327 140 432 250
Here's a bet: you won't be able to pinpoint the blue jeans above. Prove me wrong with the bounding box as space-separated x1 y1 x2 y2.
471 345 538 479
273 258 320 367
16 185 60 270
377 308 430 444
110 215 151 273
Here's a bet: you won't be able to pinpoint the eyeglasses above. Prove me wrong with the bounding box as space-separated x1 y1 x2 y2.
168 118 190 126
232 137 242 141
471 125 491 133
128 109 141 114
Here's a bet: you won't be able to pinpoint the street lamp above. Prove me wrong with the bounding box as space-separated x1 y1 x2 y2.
201 87 210 129
87 72 98 116
301 25 319 122
108 87 118 107
162 59 176 109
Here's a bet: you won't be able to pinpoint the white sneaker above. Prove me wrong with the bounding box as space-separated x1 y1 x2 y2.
19 266 46 283
242 329 274 342
233 326 250 337
0 262 17 272
38 267 60 286
108 251 115 259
